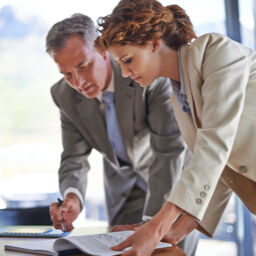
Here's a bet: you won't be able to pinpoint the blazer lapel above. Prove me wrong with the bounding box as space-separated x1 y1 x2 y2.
180 44 202 128
112 60 135 162
180 45 195 119
76 95 117 163
170 93 196 152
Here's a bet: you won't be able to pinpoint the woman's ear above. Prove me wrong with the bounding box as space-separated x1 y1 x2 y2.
151 39 161 53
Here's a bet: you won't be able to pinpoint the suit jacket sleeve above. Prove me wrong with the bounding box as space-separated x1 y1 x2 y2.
143 77 192 217
51 82 92 205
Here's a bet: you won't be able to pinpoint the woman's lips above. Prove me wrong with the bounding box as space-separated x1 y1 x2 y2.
132 76 141 82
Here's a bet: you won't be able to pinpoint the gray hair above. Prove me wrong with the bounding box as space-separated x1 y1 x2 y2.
46 13 98 55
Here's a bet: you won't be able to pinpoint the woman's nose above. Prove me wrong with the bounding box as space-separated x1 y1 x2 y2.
121 66 132 78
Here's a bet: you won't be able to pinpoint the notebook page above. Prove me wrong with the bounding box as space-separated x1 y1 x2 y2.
54 230 171 256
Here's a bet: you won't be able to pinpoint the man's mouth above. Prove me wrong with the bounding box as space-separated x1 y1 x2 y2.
82 84 94 92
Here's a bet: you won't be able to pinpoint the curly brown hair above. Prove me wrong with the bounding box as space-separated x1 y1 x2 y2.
95 0 197 52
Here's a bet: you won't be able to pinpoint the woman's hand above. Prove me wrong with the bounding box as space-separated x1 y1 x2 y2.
111 202 182 256
111 221 161 256
162 214 199 245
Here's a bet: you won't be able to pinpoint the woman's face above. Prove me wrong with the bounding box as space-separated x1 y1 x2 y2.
108 43 161 87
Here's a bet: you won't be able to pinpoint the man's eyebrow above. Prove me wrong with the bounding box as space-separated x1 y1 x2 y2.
75 61 85 68
59 61 86 75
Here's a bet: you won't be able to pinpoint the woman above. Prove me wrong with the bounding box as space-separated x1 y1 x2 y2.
95 0 256 255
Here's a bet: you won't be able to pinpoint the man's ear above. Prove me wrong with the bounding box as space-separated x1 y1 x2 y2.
100 50 108 60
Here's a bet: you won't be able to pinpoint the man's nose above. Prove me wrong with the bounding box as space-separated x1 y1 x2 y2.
72 72 83 88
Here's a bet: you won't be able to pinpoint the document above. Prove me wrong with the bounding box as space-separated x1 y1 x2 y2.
5 230 172 256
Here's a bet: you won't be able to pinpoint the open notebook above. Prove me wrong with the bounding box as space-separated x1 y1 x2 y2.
5 230 172 256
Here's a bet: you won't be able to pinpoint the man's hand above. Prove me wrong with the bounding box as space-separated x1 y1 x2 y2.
49 193 81 232
111 221 146 232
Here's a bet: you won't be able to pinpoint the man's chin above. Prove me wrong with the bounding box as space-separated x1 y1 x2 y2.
82 91 99 99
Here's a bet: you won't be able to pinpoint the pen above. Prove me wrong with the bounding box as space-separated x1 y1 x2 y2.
57 198 66 232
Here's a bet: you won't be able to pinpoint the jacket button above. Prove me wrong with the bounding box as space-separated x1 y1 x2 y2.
196 198 202 205
204 185 210 191
239 165 248 173
200 192 207 198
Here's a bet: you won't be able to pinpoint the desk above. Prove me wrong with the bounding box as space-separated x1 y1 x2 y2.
0 226 185 256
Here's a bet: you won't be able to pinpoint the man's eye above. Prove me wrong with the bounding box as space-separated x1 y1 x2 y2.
65 72 71 77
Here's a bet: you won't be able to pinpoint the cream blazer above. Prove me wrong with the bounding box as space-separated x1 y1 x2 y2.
168 33 256 236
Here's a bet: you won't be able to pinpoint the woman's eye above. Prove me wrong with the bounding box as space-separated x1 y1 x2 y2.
123 58 131 64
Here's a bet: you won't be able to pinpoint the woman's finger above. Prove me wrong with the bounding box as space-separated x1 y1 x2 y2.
111 237 131 251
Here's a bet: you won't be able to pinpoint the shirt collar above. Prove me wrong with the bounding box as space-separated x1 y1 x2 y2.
97 70 115 102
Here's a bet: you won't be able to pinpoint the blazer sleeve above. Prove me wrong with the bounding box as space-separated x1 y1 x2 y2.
143 77 192 217
51 83 92 206
168 34 251 221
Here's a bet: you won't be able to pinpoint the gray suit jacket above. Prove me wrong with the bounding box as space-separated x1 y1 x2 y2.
51 60 191 223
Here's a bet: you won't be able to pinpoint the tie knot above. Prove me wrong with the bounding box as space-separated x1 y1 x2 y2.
102 91 115 104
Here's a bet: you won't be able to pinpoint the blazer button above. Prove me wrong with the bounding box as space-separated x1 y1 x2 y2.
204 185 210 191
196 198 202 205
200 192 207 198
239 165 248 173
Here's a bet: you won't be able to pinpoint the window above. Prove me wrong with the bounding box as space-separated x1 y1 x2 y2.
0 0 120 210
239 0 255 49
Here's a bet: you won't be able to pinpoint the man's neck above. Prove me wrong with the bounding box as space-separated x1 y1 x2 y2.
103 53 113 91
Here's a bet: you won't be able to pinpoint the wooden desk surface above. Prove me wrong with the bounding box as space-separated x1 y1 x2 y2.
0 226 185 256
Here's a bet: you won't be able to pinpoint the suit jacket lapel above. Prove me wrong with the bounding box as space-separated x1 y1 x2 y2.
170 94 196 152
175 44 199 151
180 44 202 128
180 44 196 120
76 94 117 163
112 60 135 162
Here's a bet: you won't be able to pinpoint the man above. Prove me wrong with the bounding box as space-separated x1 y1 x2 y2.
46 14 199 255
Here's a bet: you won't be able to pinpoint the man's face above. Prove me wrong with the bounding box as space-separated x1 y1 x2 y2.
52 35 111 99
